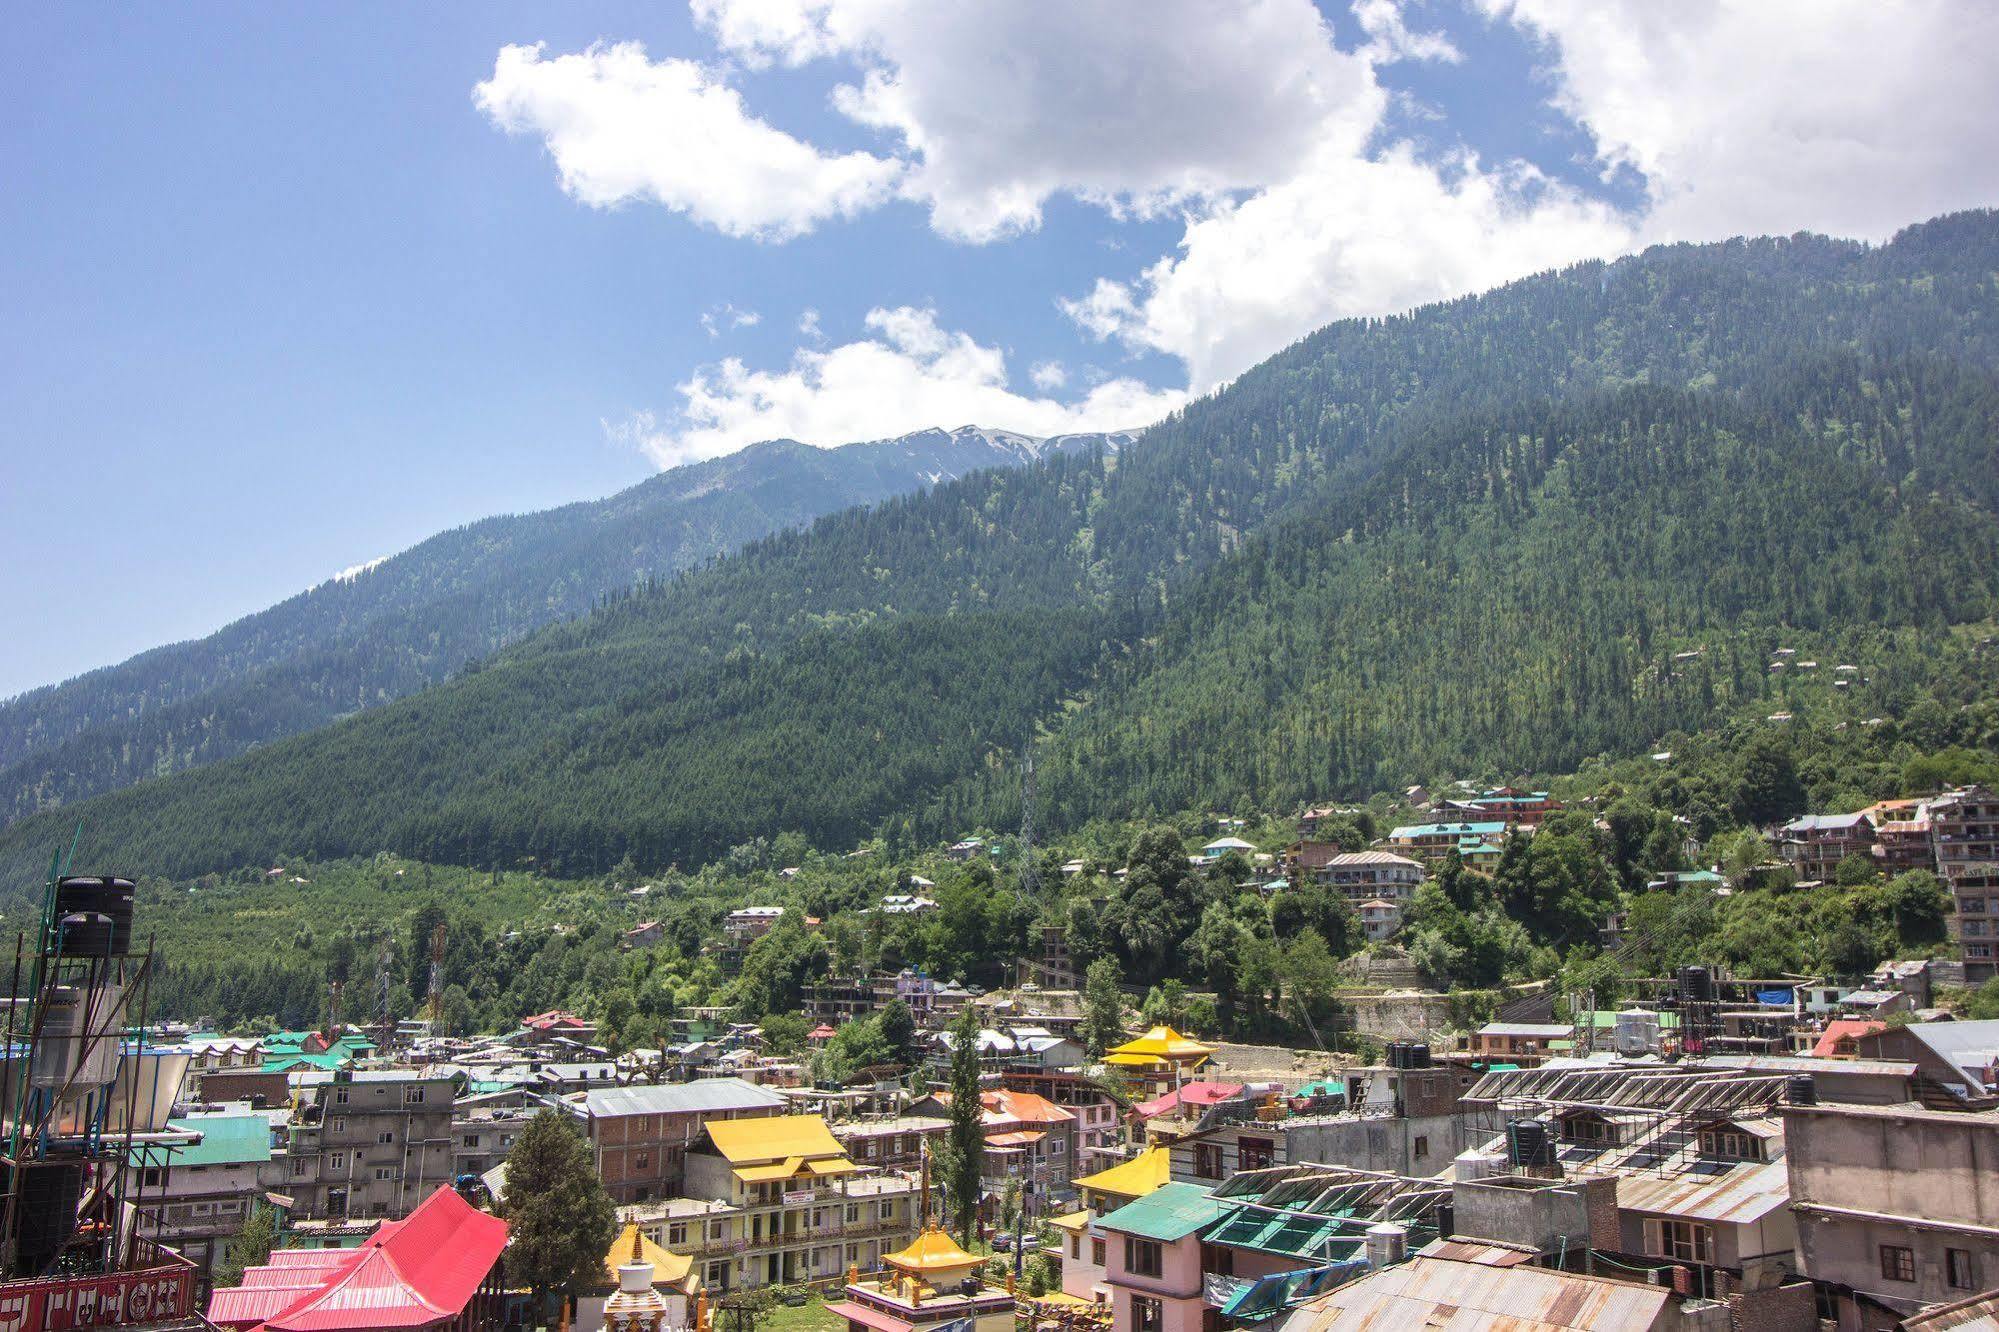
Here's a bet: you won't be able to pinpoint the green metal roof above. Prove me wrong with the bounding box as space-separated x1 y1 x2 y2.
131 1114 274 1169
1097 1182 1225 1242
263 1052 348 1072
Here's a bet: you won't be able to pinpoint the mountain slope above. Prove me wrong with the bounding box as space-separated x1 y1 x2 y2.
0 426 1130 825
7 211 1999 884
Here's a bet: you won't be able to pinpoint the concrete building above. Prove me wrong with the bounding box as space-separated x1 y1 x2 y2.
571 1077 790 1204
1786 1102 1999 1329
681 1114 921 1290
1855 1021 1999 1110
128 1110 282 1276
279 1071 456 1221
1930 786 1999 982
1288 849 1426 902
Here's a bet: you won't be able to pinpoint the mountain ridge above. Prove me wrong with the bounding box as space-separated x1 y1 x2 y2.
0 424 1136 825
4 211 1996 885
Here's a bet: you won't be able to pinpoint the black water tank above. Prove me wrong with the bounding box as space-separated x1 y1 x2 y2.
1787 1074 1818 1106
55 877 135 956
1386 1041 1409 1069
1410 1042 1432 1069
1434 1201 1456 1241
1678 966 1715 1002
6 1160 86 1274
1506 1118 1552 1167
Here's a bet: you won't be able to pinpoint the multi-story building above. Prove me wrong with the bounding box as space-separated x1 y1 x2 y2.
1930 785 1999 982
910 1088 1078 1216
453 1103 535 1184
1002 1067 1123 1171
1436 787 1563 828
1380 821 1509 867
1285 848 1426 901
830 1115 950 1172
724 906 787 947
281 1071 456 1220
1786 1100 1999 1329
1777 811 1876 882
571 1078 790 1204
678 1115 921 1291
1862 798 1935 873
1021 923 1079 991
127 1111 282 1277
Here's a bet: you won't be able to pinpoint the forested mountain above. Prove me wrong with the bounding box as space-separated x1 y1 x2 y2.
7 211 1998 887
0 425 1131 825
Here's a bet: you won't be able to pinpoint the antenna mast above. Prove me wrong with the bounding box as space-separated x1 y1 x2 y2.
1017 742 1038 897
427 922 447 1033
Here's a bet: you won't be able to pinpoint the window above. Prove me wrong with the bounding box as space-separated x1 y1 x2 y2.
1644 1219 1714 1264
845 1205 859 1224
669 1224 688 1247
1880 1245 1915 1283
1092 1237 1106 1266
1193 1143 1225 1179
330 1116 347 1133
1126 1237 1163 1278
1702 1130 1764 1162
1413 1136 1430 1160
140 1167 163 1188
378 1132 394 1145
334 1090 350 1106
329 1152 347 1172
1948 1249 1976 1290
878 1202 893 1221
463 1134 480 1148
374 1168 393 1181
1132 1295 1163 1332
404 1086 425 1105
1238 1137 1275 1171
1201 1243 1234 1277
635 1153 651 1171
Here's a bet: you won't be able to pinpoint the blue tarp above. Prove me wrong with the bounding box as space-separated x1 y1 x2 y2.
1756 988 1795 1006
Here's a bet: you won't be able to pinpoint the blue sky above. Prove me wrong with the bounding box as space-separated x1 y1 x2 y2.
4 1 1995 699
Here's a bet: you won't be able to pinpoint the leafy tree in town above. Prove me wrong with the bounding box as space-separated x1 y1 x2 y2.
1736 734 1807 827
1078 956 1127 1056
213 1204 279 1289
502 1110 619 1315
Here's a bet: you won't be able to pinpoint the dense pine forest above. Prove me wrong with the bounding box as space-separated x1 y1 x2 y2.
4 212 1998 889
0 428 1127 825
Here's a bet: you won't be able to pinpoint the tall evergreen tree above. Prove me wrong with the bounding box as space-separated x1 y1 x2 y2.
501 1110 618 1317
939 1004 985 1247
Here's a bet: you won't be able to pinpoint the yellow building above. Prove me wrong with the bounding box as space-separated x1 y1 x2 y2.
828 1226 1016 1332
681 1114 921 1291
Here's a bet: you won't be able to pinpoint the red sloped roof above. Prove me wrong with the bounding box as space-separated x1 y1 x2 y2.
252 1187 508 1332
1133 1081 1244 1120
1811 1019 1887 1060
212 1285 321 1329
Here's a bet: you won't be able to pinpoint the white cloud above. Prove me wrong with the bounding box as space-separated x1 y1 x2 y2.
473 41 900 241
700 303 761 338
617 307 1185 468
1487 0 1999 243
1029 361 1067 391
797 308 824 340
1067 146 1636 390
1353 0 1463 64
695 0 1384 242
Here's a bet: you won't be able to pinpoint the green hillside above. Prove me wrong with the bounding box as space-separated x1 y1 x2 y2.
6 212 1999 888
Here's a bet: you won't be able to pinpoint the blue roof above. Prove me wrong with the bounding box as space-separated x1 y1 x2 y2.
1097 1182 1225 1242
1391 822 1508 838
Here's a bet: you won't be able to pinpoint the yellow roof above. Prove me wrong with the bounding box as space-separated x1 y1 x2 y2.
1048 1210 1091 1235
883 1226 983 1275
733 1155 859 1183
704 1114 849 1166
604 1223 694 1288
1106 1026 1217 1062
1074 1146 1171 1200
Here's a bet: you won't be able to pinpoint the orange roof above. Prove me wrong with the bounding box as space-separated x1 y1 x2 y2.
883 1226 982 1275
1811 1019 1886 1060
988 1130 1047 1147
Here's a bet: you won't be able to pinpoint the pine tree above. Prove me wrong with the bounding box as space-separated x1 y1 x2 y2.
501 1110 618 1317
939 1004 985 1246
213 1203 279 1288
1078 956 1126 1056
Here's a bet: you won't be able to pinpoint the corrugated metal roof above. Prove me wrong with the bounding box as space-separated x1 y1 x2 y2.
1278 1255 1672 1331
1097 1182 1225 1242
579 1077 787 1118
1610 1159 1790 1224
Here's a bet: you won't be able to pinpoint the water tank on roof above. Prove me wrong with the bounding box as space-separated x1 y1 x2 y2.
53 876 135 957
1364 1223 1407 1269
1678 966 1715 1003
1506 1118 1553 1168
1409 1042 1431 1068
1787 1074 1817 1106
1614 1009 1661 1057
